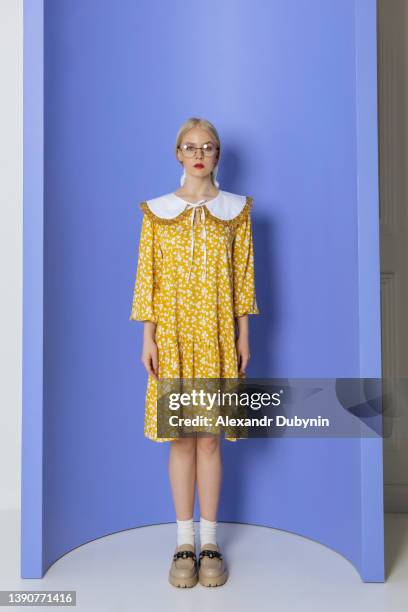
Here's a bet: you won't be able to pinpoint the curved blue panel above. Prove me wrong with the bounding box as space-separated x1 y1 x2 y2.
22 0 384 581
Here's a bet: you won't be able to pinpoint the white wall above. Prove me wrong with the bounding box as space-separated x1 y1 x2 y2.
0 0 22 510
379 0 408 512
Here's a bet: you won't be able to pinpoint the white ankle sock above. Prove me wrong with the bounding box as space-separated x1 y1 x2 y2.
200 516 218 546
176 517 195 547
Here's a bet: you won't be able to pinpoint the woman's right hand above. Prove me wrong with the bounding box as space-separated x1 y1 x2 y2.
141 334 158 380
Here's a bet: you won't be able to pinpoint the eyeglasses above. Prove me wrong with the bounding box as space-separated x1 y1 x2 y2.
178 143 219 158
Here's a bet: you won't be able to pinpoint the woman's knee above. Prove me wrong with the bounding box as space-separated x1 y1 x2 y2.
196 435 221 455
171 436 196 454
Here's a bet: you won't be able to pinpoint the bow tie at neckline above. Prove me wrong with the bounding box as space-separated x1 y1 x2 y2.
185 200 208 282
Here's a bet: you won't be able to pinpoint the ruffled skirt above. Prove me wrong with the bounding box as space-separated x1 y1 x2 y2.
144 332 246 442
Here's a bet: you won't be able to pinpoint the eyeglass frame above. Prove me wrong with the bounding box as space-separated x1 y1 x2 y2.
177 142 220 158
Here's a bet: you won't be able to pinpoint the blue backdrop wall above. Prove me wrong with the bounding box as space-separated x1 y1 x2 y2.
22 0 384 581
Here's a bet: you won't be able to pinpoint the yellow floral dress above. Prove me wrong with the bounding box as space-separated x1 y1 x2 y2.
129 190 260 442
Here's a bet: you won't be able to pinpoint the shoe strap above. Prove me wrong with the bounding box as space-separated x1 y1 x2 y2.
173 550 198 565
198 549 223 564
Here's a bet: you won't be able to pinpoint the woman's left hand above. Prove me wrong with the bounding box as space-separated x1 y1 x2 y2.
236 334 250 375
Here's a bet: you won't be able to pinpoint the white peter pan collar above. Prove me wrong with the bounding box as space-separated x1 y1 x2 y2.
143 190 249 283
144 189 247 220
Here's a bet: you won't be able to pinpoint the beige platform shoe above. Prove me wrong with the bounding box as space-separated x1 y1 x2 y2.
198 543 228 587
168 543 198 588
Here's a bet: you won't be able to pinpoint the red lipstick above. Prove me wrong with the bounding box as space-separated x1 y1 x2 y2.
194 163 204 168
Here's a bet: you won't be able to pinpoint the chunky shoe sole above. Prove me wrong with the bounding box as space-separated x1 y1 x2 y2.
168 572 198 588
198 568 228 587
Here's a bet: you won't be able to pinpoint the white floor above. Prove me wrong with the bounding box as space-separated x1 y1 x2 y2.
1 511 407 612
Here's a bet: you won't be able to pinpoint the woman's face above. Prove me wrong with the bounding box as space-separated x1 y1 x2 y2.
177 127 219 183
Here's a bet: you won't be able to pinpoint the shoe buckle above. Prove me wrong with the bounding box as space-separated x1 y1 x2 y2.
198 549 223 565
173 550 198 565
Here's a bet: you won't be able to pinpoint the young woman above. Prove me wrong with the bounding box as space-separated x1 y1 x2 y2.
129 117 259 587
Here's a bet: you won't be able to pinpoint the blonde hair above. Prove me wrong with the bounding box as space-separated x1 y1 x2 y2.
175 117 221 185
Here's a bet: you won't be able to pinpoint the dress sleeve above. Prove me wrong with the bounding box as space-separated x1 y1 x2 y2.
231 207 260 317
129 209 160 323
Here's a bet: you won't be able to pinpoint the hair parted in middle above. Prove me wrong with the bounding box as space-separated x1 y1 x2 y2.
175 117 221 187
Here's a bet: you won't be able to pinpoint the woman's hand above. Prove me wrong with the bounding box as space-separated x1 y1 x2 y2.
235 314 250 375
236 334 250 376
141 322 158 379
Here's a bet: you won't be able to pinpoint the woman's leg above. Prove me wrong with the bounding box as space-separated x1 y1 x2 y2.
168 436 197 519
195 435 228 587
196 435 222 522
168 436 199 588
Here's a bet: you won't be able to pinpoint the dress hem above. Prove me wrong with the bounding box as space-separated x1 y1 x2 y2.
144 434 240 443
